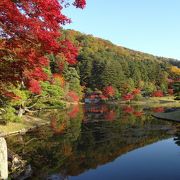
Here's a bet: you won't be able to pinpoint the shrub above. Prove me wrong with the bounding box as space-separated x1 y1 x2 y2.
152 90 164 97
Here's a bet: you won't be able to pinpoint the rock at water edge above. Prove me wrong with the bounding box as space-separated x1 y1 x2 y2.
0 137 8 180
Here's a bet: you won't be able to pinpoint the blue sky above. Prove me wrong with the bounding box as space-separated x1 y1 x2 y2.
63 0 180 60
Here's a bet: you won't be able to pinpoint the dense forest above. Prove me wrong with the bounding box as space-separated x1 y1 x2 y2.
62 30 180 98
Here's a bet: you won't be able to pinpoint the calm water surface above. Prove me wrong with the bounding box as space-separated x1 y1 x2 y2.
6 104 180 180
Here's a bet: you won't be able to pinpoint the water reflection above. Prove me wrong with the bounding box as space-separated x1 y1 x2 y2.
6 104 180 179
174 130 180 146
152 107 165 113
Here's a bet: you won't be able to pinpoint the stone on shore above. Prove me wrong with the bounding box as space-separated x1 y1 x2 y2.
0 137 8 180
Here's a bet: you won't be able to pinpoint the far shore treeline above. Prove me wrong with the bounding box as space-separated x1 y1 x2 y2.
68 30 179 94
66 30 180 101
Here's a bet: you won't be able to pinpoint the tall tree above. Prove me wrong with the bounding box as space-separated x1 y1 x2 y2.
0 0 86 93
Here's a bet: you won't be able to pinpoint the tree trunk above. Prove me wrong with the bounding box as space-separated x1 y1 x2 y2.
18 107 25 117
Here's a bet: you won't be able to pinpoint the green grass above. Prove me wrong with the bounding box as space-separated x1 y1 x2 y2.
0 122 27 134
128 96 180 107
0 115 48 136
109 96 180 108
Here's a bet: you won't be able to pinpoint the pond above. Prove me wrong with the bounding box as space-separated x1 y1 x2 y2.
6 104 180 180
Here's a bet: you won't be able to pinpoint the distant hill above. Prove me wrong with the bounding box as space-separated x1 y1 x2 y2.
64 29 179 94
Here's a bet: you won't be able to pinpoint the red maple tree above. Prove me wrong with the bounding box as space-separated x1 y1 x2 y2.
103 86 115 98
0 0 86 94
132 88 141 95
152 90 164 97
28 79 42 94
122 93 134 101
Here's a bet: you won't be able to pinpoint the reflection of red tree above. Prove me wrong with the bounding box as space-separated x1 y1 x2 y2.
68 105 79 118
101 104 109 112
86 105 108 113
50 117 66 135
63 144 72 156
133 111 143 117
167 78 174 83
153 107 165 113
67 91 79 102
105 110 116 121
123 106 134 114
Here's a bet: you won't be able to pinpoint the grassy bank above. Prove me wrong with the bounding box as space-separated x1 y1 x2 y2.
115 96 180 107
0 115 49 137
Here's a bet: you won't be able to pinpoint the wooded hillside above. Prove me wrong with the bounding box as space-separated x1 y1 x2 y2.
63 30 180 95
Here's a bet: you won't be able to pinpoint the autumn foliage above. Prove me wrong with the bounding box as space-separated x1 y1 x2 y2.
123 93 134 101
105 110 116 121
0 0 86 94
132 88 141 95
133 111 144 117
50 117 66 135
153 107 165 113
103 86 115 98
168 89 174 95
123 106 134 114
68 105 80 118
67 91 79 102
2 91 21 100
171 66 180 75
28 79 42 94
152 90 164 97
53 73 65 87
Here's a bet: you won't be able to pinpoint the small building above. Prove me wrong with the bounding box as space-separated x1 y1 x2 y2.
84 91 107 104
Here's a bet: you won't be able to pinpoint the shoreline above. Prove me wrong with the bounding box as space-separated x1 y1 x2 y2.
0 102 82 138
0 115 50 138
108 97 180 107
1 98 179 137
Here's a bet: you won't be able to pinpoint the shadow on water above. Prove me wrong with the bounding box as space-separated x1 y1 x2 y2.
6 104 180 179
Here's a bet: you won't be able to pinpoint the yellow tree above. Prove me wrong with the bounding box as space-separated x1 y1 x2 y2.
171 66 180 75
